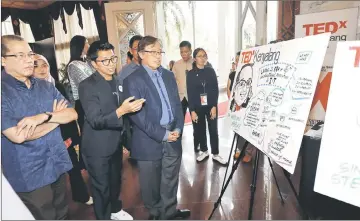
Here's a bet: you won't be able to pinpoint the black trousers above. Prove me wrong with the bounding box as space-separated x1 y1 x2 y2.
67 145 90 203
82 148 123 220
193 106 219 155
181 97 188 118
182 97 203 150
17 174 68 220
75 99 86 169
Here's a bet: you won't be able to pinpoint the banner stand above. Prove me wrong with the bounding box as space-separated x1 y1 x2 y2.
208 134 311 220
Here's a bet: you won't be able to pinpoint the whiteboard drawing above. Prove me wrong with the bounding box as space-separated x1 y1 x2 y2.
229 63 254 112
228 33 331 174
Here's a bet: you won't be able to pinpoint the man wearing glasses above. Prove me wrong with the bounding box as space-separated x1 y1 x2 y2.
123 36 190 220
1 35 77 219
78 41 145 220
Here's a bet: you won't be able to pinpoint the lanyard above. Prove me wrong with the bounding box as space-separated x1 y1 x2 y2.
201 81 206 93
197 72 206 93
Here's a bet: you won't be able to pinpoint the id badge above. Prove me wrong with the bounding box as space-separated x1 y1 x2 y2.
200 93 208 106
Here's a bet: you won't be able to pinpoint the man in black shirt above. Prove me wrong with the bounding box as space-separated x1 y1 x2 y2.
79 41 145 220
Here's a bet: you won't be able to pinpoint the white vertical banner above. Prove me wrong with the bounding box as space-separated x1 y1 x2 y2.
314 41 360 208
295 7 359 130
228 33 330 174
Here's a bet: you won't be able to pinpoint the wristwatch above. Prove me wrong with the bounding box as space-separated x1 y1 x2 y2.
44 112 52 123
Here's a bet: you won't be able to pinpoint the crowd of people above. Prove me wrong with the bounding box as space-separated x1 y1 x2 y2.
1 33 237 220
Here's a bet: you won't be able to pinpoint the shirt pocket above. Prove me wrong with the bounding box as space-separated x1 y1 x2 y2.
36 92 55 113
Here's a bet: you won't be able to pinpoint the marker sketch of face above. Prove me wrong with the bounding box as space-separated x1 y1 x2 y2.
234 64 253 106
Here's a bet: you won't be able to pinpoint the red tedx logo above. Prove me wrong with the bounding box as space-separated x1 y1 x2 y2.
303 21 347 35
241 51 254 64
350 46 360 68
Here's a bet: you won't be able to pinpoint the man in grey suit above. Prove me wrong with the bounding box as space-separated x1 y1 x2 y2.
123 36 191 220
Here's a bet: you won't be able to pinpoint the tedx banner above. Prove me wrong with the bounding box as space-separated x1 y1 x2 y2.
314 41 360 208
295 7 359 130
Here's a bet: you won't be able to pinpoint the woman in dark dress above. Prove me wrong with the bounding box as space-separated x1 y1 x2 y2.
186 48 227 165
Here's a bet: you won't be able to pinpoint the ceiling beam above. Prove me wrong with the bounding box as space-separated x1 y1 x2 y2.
2 1 55 10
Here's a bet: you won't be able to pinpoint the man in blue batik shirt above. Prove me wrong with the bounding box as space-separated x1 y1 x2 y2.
1 35 77 220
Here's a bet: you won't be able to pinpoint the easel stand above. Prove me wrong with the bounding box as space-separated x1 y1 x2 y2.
208 134 310 220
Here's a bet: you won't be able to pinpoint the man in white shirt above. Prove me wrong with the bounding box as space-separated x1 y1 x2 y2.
172 41 193 118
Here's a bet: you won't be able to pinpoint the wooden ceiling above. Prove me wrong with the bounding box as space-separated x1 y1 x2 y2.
2 1 55 10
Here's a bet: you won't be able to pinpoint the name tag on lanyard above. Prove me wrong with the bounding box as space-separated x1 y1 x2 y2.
200 80 207 106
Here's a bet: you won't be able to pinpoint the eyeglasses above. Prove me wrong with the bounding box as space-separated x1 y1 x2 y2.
96 56 118 66
3 52 36 61
196 55 207 59
143 50 165 57
238 79 252 87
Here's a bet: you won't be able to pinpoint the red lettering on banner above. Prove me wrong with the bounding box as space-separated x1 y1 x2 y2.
349 46 360 68
313 23 326 35
311 72 332 111
303 21 347 36
241 51 253 64
339 21 347 29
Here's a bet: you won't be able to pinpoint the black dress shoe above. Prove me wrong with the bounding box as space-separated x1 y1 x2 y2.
170 209 191 220
148 215 159 220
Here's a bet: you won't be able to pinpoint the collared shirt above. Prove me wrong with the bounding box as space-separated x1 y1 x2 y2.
117 61 140 82
172 58 193 101
143 65 174 126
1 71 73 192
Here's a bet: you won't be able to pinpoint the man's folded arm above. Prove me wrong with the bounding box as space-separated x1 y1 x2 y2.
2 122 59 144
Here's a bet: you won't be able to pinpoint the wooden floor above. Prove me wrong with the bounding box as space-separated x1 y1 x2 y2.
67 114 303 220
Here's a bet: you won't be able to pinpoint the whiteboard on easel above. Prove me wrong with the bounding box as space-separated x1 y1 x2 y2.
314 41 360 208
228 33 330 174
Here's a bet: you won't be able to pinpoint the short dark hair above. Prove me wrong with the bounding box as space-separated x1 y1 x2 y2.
137 35 160 63
179 41 191 49
236 51 241 56
127 51 133 60
1 35 25 57
87 41 115 61
129 35 143 48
